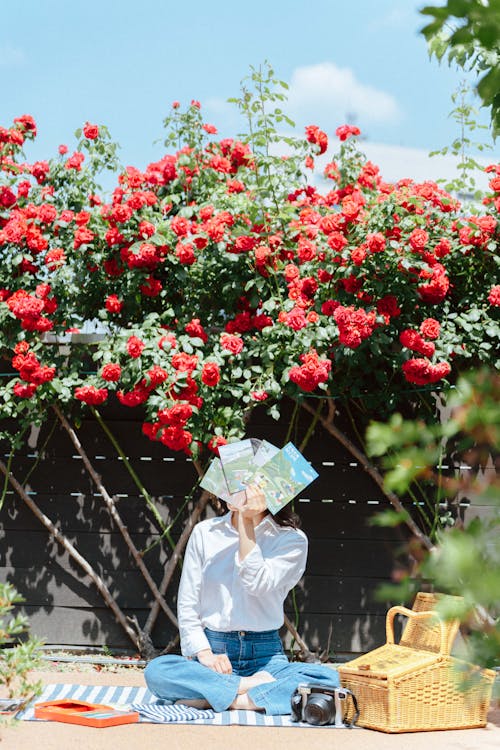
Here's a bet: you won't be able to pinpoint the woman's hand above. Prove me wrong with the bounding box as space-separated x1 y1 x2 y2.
196 648 232 674
238 484 267 519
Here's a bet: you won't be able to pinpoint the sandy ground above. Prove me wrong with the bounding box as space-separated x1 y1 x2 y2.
0 668 499 750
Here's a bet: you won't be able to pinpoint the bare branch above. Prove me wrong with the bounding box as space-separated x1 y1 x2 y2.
299 399 433 550
52 405 178 628
0 458 140 648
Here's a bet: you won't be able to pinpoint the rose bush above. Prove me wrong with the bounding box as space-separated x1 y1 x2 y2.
1 72 498 459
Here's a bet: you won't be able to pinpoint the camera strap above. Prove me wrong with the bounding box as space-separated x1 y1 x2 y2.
342 688 360 728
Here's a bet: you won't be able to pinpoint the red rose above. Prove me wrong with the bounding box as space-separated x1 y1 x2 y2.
250 390 268 401
283 307 307 331
367 232 386 253
201 362 220 387
105 294 123 313
399 329 435 357
30 160 50 183
376 295 401 320
74 385 108 405
146 365 168 387
420 318 440 340
83 122 99 139
65 151 85 170
175 242 196 265
305 125 328 154
321 299 341 316
140 276 163 297
335 124 361 141
126 335 145 358
409 228 429 252
159 425 193 453
13 382 37 398
172 352 198 371
220 332 244 354
0 186 17 208
289 349 331 392
158 402 193 425
489 176 500 192
101 363 122 382
185 318 208 343
117 382 151 407
207 435 227 455
488 285 500 306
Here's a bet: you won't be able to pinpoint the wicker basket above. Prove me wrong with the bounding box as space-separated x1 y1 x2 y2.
339 593 496 733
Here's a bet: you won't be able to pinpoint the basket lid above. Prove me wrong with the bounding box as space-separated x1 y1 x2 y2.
339 644 440 680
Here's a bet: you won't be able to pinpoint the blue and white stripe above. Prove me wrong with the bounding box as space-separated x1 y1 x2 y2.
17 683 343 727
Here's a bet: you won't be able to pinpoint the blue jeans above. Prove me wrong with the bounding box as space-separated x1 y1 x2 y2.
144 629 340 715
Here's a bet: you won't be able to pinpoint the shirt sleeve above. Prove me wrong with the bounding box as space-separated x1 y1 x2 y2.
177 524 211 657
234 529 308 597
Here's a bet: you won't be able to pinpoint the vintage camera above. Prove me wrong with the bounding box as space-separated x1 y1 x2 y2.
290 683 358 727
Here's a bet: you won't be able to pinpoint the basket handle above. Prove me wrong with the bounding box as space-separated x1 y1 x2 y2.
385 605 448 655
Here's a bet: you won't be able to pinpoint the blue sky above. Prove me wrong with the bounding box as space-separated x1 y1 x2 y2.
1 0 492 178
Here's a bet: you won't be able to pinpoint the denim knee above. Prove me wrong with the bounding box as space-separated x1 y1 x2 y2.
144 654 183 696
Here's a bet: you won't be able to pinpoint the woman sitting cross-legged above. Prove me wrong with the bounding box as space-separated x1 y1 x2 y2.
144 484 340 715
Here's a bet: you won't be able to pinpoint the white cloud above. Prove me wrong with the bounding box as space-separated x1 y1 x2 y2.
368 4 417 31
310 141 490 191
0 43 26 67
286 62 402 128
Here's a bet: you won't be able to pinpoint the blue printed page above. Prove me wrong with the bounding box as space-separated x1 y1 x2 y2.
250 442 318 514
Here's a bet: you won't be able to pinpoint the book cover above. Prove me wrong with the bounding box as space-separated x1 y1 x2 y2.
250 442 318 515
218 439 257 494
199 439 315 513
199 455 248 508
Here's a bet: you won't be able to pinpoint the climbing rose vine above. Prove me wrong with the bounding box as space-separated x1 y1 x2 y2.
1 71 499 456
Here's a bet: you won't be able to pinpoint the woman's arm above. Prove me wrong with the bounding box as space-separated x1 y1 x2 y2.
231 486 308 596
177 525 232 673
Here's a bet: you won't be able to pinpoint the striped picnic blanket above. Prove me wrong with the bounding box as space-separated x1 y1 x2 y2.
17 683 349 727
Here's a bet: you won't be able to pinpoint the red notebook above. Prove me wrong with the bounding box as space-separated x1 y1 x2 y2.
34 699 139 728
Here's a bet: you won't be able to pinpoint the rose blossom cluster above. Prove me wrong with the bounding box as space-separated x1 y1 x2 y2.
399 318 452 385
1 109 499 454
289 349 332 392
4 285 57 331
11 341 55 398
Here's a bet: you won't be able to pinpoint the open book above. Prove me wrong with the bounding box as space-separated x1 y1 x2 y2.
200 439 318 514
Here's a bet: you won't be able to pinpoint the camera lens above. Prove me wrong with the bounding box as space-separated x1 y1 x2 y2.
303 694 335 725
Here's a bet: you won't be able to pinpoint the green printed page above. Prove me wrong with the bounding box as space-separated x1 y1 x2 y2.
218 439 256 493
250 442 318 514
199 457 230 498
199 456 247 507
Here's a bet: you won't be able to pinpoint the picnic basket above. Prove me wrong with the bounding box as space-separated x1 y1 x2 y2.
339 592 496 733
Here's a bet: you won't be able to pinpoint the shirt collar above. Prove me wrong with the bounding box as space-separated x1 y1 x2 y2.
218 510 275 534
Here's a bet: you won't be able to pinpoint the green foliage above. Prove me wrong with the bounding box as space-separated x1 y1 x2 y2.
0 582 43 716
367 370 500 670
0 63 499 465
421 0 500 135
429 81 494 201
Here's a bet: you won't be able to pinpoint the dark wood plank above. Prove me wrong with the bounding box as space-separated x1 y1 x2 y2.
1 493 413 541
14 603 388 655
0 566 179 610
0 528 404 579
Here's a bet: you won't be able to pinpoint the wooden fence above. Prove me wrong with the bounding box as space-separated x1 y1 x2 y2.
1 399 418 659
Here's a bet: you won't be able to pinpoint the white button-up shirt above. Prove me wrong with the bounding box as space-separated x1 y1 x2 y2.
177 512 308 656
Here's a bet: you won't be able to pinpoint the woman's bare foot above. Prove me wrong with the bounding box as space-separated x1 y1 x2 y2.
237 670 276 694
230 692 264 711
175 698 212 709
